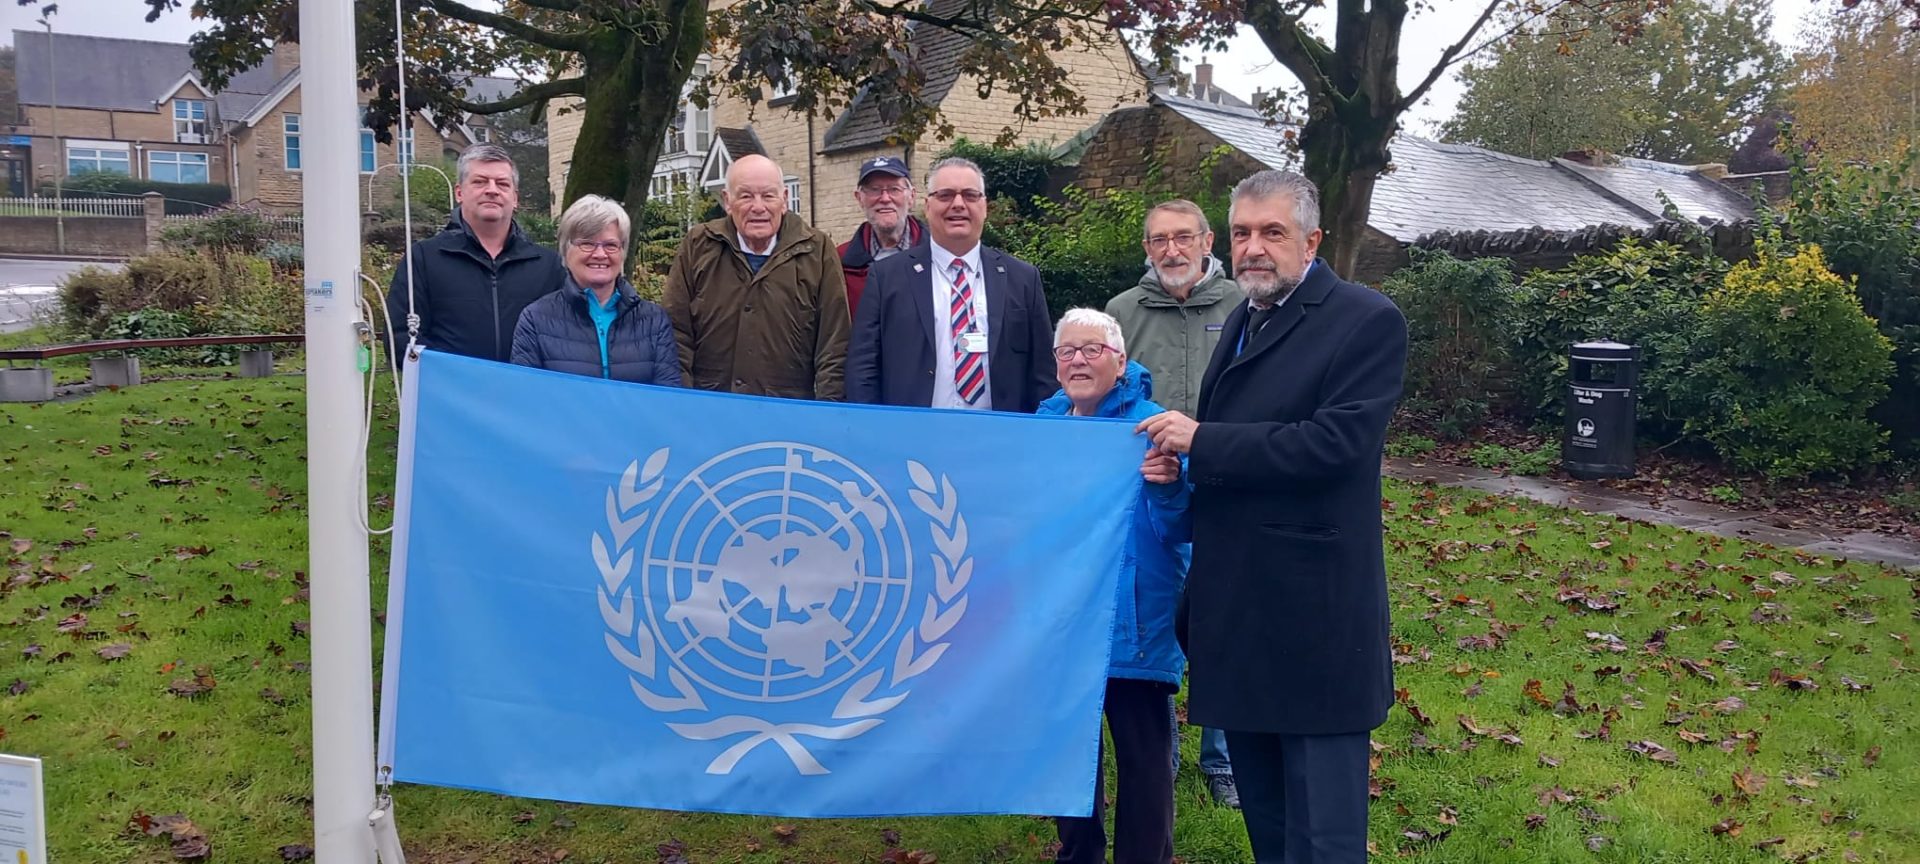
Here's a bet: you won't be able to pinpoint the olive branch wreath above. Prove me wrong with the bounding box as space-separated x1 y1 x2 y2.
595 450 969 775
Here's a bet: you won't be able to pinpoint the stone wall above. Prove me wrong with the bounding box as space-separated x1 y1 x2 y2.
0 193 193 258
1074 105 1265 199
0 215 147 257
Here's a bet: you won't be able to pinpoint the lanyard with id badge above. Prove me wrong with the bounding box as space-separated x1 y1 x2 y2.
939 258 990 355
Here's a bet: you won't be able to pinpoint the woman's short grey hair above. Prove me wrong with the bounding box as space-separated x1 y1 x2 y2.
926 156 987 193
557 194 632 250
1144 198 1211 241
1229 170 1320 236
457 144 519 187
1054 308 1126 355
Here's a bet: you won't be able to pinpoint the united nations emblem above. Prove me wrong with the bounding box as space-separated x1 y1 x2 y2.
595 444 971 775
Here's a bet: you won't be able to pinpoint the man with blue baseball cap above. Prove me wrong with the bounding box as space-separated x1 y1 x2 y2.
838 155 927 315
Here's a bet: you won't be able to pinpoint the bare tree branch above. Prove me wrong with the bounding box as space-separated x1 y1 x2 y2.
516 0 580 11
1246 0 1343 110
1397 0 1503 112
419 76 586 113
422 0 589 51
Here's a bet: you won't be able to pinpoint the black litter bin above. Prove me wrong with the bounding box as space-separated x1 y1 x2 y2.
1562 340 1638 480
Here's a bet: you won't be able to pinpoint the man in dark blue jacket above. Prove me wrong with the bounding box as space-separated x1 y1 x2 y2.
385 144 563 364
1139 170 1408 864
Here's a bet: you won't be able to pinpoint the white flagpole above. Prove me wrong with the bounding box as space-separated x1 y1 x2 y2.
299 0 378 859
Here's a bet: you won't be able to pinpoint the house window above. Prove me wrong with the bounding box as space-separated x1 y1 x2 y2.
397 122 416 168
173 99 210 143
149 151 211 184
663 117 685 156
693 100 712 153
471 125 490 144
66 144 131 176
284 114 302 170
785 177 802 216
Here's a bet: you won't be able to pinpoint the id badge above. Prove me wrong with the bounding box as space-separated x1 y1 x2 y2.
960 331 988 353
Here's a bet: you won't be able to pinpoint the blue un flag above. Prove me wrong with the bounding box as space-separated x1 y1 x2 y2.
378 351 1145 817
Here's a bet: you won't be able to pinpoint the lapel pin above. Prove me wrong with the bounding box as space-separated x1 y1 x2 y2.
913 264 925 273
995 265 1005 273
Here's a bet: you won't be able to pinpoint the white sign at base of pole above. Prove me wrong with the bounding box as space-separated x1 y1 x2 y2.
0 754 45 864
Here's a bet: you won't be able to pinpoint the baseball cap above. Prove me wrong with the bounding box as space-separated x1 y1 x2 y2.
857 156 910 186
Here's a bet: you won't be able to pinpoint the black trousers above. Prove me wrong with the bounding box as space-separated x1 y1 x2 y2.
1055 678 1176 864
1224 730 1371 864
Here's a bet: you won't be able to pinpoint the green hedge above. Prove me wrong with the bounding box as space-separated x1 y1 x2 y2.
46 172 232 215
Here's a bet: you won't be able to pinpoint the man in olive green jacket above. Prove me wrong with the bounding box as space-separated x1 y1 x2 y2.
1105 198 1247 809
664 154 851 401
1105 199 1246 418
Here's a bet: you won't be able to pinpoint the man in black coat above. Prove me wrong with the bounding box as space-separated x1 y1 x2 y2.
845 157 1056 414
1139 170 1408 863
385 144 564 364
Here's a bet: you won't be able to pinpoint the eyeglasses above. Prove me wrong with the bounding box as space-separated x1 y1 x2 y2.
571 239 625 255
928 189 986 204
1146 232 1201 251
859 184 912 199
1052 343 1119 362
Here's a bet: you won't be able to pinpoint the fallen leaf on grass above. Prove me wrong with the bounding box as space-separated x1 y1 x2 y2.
1537 786 1576 806
512 811 535 824
1710 696 1747 714
1709 818 1743 837
7 679 27 696
1524 813 1548 830
1586 835 1610 851
172 545 212 561
1752 837 1786 850
773 824 798 845
1400 828 1450 845
1677 729 1711 744
278 844 314 861
166 666 217 698
1769 668 1818 691
1627 740 1678 763
97 642 132 661
1863 745 1882 768
1840 675 1871 693
1732 766 1768 796
655 840 690 864
1782 774 1820 789
1713 640 1739 652
20 644 40 659
1538 754 1561 768
56 613 87 634
881 828 902 847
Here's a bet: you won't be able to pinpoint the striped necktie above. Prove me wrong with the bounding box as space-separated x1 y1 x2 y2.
949 259 985 405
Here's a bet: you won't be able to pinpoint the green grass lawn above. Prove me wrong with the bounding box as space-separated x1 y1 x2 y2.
2 378 1915 863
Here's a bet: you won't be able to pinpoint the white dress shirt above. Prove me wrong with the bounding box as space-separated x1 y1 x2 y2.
930 240 992 410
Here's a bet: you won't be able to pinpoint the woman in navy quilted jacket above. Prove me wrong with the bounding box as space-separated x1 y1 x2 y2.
510 194 682 386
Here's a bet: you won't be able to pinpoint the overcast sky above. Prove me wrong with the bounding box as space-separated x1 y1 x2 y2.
3 0 1824 134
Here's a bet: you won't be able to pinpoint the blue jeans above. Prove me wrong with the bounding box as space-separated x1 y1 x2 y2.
1198 726 1232 777
1170 702 1234 777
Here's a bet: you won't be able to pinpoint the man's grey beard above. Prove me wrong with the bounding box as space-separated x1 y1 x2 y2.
1238 265 1303 306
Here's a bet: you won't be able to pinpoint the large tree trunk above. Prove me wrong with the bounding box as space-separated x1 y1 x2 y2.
1298 106 1393 279
560 0 708 243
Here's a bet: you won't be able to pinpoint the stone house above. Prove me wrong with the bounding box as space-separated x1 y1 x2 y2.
1074 93 1759 283
545 0 1151 239
7 29 509 210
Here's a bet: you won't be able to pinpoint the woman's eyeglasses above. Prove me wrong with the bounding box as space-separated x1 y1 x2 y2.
1052 343 1119 362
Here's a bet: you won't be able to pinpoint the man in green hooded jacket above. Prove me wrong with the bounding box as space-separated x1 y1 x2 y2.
1104 197 1246 808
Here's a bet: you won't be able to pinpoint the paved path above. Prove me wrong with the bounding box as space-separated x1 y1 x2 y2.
1385 458 1920 570
0 258 121 334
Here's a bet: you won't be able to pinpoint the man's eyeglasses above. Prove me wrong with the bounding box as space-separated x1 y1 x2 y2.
1052 343 1120 362
571 240 625 255
928 189 986 204
1146 232 1201 252
860 184 912 199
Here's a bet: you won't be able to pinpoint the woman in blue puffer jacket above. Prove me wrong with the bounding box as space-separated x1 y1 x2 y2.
1036 307 1190 864
510 194 681 386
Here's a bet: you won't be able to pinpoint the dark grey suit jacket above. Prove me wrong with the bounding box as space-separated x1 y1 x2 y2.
845 244 1056 413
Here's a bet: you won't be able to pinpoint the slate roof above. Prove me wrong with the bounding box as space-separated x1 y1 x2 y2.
457 75 523 108
1154 94 1754 243
715 127 766 158
14 29 282 119
822 0 975 153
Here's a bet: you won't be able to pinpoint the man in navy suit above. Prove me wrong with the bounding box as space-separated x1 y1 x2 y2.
846 157 1056 413
1139 170 1408 863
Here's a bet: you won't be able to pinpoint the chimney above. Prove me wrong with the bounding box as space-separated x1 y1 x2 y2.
1195 61 1213 99
272 40 302 78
